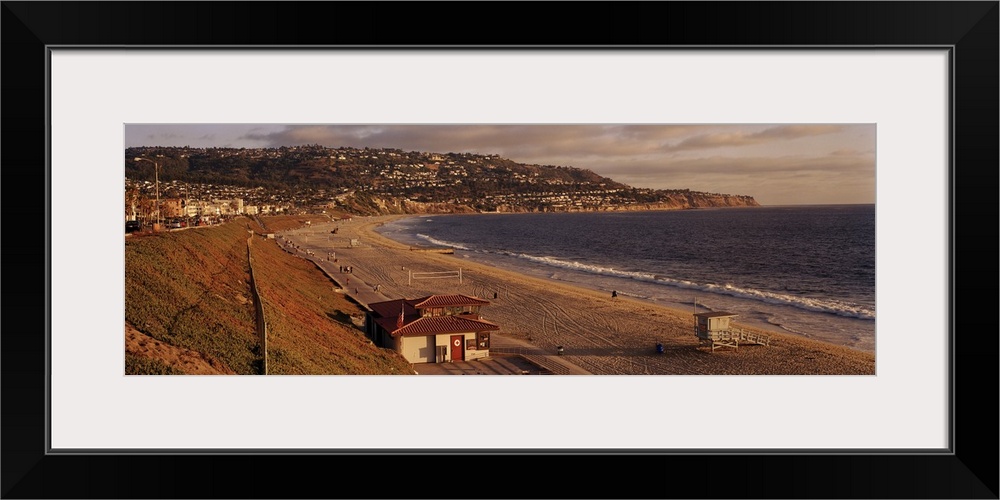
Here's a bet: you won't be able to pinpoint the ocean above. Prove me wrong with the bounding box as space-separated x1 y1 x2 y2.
374 205 876 353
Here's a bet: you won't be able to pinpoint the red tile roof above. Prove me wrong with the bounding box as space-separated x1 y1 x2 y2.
368 295 498 337
368 295 490 317
368 299 417 320
375 314 500 337
412 294 490 308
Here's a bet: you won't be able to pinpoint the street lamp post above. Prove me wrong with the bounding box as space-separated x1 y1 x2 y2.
134 157 161 230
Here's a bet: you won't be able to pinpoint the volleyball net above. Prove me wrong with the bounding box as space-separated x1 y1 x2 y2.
408 269 462 285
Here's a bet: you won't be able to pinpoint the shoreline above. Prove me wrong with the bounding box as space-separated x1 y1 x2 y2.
279 214 875 375
371 211 874 352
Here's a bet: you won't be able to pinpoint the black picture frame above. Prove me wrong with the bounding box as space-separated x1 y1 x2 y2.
3 2 997 498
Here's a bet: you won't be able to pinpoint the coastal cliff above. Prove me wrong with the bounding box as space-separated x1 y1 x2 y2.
334 191 760 216
591 193 760 211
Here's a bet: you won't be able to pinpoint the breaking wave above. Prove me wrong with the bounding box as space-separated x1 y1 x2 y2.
415 234 471 250
494 250 875 320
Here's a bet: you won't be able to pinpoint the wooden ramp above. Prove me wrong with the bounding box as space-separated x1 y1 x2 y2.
699 328 771 351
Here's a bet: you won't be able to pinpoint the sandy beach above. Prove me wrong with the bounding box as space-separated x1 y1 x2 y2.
278 215 875 375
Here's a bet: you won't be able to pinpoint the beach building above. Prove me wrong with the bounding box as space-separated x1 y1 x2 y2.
693 311 770 351
160 198 185 219
365 295 500 363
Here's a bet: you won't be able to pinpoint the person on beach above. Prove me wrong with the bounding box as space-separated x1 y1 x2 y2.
612 290 618 298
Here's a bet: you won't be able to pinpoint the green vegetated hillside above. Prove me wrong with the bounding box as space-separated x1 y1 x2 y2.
125 217 413 375
125 221 259 374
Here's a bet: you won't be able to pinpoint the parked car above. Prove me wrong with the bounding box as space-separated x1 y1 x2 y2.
125 220 141 233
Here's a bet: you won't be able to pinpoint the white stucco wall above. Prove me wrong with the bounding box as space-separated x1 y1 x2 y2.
400 335 435 363
400 333 491 363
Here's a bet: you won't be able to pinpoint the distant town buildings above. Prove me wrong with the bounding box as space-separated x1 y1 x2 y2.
125 177 294 223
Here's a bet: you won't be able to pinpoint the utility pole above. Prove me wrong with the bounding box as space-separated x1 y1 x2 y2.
134 156 162 229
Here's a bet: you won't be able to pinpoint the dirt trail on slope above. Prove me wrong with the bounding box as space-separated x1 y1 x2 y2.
126 323 236 375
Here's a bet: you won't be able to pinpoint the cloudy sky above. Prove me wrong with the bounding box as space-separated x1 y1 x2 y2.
125 124 875 206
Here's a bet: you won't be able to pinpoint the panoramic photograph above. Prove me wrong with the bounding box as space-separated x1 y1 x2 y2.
124 124 876 375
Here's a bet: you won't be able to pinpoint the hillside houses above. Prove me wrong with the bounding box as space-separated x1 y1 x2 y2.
125 145 759 215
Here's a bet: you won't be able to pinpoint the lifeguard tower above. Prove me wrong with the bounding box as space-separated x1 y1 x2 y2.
693 311 770 351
